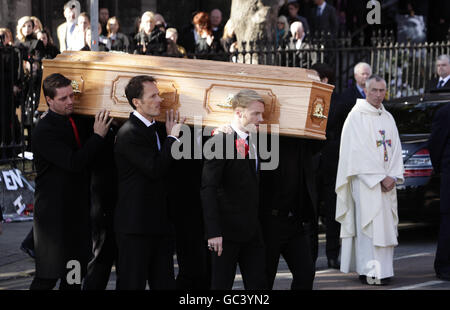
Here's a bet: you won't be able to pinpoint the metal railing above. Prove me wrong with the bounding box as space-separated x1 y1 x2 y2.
0 44 36 174
187 29 450 99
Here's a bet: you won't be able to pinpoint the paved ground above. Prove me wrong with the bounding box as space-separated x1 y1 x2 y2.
0 221 449 290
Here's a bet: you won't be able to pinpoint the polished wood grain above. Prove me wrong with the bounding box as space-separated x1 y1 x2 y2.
38 51 333 139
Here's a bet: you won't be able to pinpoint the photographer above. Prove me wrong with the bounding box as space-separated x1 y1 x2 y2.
133 11 167 56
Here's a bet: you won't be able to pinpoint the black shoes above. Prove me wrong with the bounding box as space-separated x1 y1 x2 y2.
327 258 340 269
20 244 35 259
359 275 391 286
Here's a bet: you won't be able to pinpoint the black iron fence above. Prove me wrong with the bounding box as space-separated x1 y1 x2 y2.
0 44 36 173
188 30 450 99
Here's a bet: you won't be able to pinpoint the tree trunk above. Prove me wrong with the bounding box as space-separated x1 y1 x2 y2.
229 0 280 63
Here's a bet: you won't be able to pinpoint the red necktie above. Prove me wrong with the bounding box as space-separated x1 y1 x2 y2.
68 116 82 148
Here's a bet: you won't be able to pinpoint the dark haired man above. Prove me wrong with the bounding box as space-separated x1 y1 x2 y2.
114 75 184 290
30 73 112 290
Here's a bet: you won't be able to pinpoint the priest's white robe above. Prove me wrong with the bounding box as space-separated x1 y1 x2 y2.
335 99 404 279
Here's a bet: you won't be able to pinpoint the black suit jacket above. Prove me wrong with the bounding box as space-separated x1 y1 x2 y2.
310 2 338 37
426 77 450 93
340 84 364 121
114 113 176 235
260 136 319 223
32 110 105 279
201 131 260 242
429 104 450 214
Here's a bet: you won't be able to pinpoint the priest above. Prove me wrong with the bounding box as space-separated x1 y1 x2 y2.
335 75 404 285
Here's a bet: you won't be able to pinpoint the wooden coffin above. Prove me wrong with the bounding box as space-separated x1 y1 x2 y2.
38 51 333 139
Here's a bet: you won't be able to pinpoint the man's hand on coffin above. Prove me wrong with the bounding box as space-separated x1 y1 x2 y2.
381 176 396 192
93 109 114 138
166 109 186 138
208 236 223 256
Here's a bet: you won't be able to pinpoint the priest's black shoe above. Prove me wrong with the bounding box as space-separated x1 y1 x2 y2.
327 258 340 269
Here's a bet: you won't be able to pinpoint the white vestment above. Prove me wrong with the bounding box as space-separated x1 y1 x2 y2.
335 99 404 279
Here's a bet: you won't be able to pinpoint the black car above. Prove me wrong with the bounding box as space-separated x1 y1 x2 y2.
384 91 450 221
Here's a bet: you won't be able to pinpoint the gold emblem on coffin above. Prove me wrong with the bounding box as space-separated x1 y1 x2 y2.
309 96 328 128
71 80 81 93
312 101 327 119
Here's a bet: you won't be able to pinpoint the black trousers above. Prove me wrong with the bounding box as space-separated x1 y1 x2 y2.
261 214 315 290
318 172 341 260
115 233 175 290
210 232 267 290
22 228 34 250
435 213 450 276
173 214 211 290
83 212 117 290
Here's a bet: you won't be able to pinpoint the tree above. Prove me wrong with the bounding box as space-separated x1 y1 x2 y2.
229 0 280 45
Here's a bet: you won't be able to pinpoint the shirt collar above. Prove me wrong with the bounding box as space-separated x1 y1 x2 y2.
439 75 450 84
230 123 248 141
133 110 155 127
319 2 327 11
356 84 365 96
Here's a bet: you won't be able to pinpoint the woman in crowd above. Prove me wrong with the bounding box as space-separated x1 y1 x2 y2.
81 24 109 52
179 11 216 56
276 15 290 46
165 27 187 58
106 16 131 53
15 16 45 61
133 11 166 55
36 29 60 59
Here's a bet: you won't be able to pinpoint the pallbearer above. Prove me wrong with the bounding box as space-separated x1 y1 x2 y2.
201 90 267 290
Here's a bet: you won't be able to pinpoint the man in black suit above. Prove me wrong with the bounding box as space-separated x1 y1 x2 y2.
83 120 120 290
201 89 267 290
340 62 372 119
426 55 450 92
168 125 211 290
310 0 338 38
30 73 112 290
114 75 184 290
311 62 346 269
429 101 450 281
259 136 318 290
210 9 224 52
